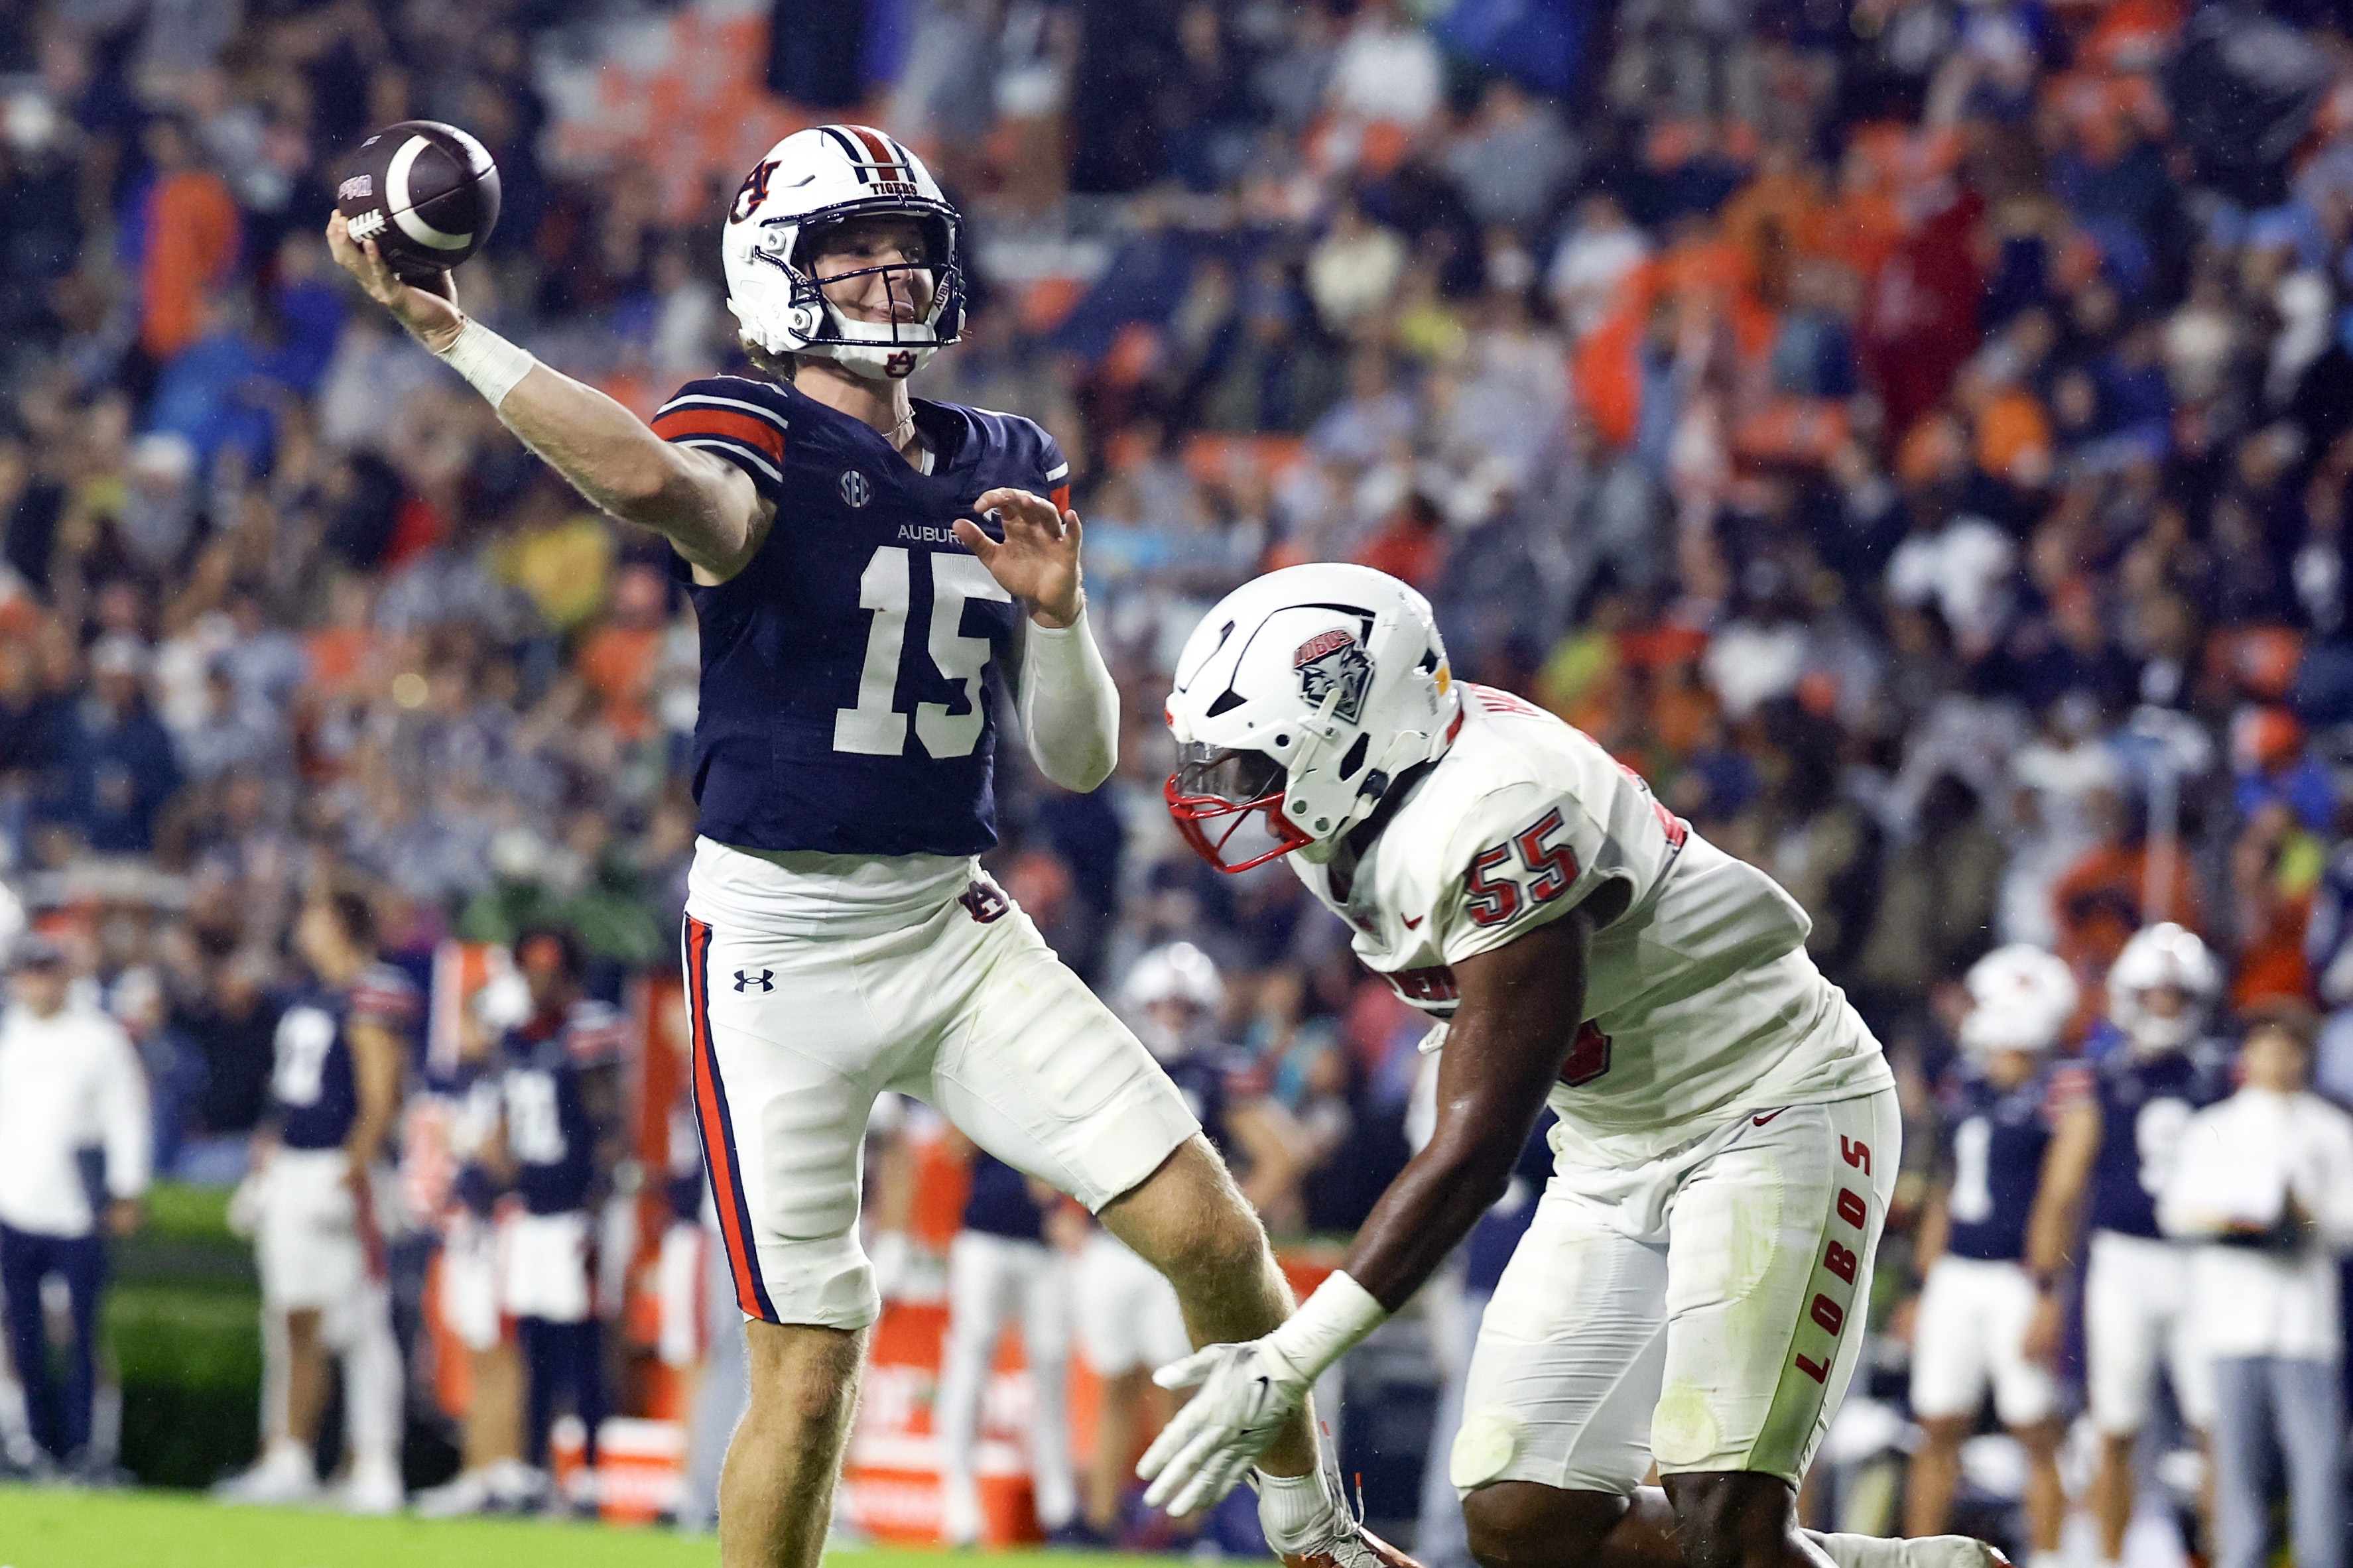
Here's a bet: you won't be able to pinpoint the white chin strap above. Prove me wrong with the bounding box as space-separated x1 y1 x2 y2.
805 338 939 380
726 293 940 379
808 310 941 380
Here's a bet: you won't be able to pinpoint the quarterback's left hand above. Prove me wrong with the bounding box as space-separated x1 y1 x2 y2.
954 487 1084 628
1137 1336 1311 1516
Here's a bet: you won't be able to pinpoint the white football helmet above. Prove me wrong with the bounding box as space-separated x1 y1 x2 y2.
721 125 965 381
1123 941 1226 1014
1958 944 2078 1061
2106 922 2222 1057
1165 564 1458 873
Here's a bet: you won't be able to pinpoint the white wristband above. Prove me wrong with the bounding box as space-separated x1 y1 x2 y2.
1266 1270 1389 1383
436 318 537 409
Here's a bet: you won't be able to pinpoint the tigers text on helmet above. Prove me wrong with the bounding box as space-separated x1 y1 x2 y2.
1164 564 1459 873
2106 922 2221 1057
721 125 965 381
1958 944 2078 1061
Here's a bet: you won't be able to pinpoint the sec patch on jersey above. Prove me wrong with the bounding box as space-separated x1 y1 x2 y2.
336 119 501 280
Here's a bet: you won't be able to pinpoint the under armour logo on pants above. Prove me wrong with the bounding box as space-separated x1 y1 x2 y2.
733 970 774 992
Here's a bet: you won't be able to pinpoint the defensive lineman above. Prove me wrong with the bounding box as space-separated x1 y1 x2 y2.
328 126 1391 1568
1148 564 1997 1568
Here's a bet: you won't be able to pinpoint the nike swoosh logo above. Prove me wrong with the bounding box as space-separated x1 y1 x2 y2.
1403 914 1425 929
1752 1107 1790 1126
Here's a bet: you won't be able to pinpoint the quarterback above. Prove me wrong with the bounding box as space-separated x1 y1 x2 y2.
1148 565 1997 1568
328 127 1395 1568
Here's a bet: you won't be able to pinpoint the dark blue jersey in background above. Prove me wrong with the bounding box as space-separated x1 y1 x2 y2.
1937 1067 2067 1262
2086 1039 2236 1239
500 999 625 1216
960 1152 1049 1241
271 962 416 1151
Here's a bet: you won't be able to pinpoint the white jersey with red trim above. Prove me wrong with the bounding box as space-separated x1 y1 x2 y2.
1291 684 1891 1166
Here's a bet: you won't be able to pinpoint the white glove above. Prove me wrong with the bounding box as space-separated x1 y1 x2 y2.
1136 1270 1389 1516
1137 1336 1310 1516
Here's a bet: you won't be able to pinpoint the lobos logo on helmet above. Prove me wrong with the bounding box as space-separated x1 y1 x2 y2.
1293 629 1371 725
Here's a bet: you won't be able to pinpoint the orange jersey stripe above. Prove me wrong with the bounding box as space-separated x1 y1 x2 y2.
653 408 787 463
686 919 771 1319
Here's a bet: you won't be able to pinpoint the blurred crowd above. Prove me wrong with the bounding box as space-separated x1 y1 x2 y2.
4 0 2353 1553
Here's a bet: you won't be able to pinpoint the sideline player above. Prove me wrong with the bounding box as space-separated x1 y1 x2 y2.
2024 923 2232 1568
934 1138 1079 1546
1904 946 2077 1565
1074 942 1291 1542
216 889 411 1513
484 930 626 1512
1149 564 2000 1568
327 126 1386 1568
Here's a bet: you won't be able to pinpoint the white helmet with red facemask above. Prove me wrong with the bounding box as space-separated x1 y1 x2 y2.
720 124 966 381
1165 564 1459 873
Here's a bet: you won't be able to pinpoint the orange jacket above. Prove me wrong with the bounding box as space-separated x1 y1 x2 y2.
141 170 241 361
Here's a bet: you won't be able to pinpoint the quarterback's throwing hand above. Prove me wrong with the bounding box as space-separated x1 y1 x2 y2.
954 487 1083 629
324 210 464 353
1137 1337 1311 1516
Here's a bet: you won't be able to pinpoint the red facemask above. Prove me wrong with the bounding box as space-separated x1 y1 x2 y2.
1162 743 1317 879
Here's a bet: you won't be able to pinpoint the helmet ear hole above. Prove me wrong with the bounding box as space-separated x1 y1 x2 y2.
1339 733 1370 780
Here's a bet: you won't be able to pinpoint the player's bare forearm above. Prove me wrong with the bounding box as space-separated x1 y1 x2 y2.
1915 1186 1950 1270
324 210 763 579
346 1020 406 1170
495 369 768 578
1342 911 1593 1309
2024 1101 2098 1277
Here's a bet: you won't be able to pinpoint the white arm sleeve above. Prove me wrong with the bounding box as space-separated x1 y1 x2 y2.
99 1021 151 1201
1014 606 1120 792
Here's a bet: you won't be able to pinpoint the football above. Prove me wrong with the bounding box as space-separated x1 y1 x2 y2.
334 119 501 280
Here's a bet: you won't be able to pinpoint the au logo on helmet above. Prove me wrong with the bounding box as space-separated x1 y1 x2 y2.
1293 629 1371 724
730 159 779 224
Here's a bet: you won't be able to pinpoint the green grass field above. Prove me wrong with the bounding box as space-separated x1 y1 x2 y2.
0 1485 1157 1568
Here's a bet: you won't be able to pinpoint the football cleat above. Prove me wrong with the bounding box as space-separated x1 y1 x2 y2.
1277 1516 1427 1568
211 1444 320 1506
411 1468 495 1519
338 1458 404 1516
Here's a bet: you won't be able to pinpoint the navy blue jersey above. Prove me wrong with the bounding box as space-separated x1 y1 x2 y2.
271 964 416 1151
1937 1067 2066 1262
2087 1040 2236 1238
1163 1050 1247 1158
655 377 1071 857
962 1152 1047 1240
499 1000 621 1215
1466 1112 1557 1294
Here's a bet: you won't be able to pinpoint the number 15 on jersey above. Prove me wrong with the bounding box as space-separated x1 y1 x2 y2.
834 546 1009 759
